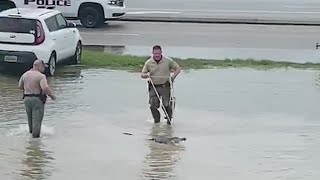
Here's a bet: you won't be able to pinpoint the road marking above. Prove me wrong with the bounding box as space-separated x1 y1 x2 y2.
284 5 320 9
127 11 181 15
80 32 140 36
127 8 320 14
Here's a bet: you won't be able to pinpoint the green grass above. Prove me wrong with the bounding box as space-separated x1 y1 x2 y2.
81 49 320 71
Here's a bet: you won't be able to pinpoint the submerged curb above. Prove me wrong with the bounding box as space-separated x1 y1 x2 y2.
118 16 320 26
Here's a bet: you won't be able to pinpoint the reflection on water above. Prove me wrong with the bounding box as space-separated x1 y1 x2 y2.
314 72 320 88
83 45 126 55
0 66 84 127
1 67 320 179
19 139 55 180
142 124 185 180
0 70 26 124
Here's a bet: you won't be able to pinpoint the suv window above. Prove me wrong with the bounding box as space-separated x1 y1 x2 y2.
45 13 68 32
45 16 59 32
0 17 36 34
56 13 67 29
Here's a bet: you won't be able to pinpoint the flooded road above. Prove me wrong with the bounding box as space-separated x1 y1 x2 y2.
1 67 320 180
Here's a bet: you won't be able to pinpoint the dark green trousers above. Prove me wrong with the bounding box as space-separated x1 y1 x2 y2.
24 97 45 138
149 82 173 124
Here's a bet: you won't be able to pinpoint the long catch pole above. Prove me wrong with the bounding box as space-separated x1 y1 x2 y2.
148 75 176 125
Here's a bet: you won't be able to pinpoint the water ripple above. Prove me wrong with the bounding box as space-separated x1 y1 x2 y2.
1 68 320 180
141 124 185 180
18 140 56 180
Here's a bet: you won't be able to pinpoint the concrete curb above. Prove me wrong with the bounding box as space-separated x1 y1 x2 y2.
118 16 320 26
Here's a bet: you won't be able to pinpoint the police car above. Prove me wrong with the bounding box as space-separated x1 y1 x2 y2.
0 0 126 28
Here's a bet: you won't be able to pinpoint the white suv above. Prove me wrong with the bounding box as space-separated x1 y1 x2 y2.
0 8 82 76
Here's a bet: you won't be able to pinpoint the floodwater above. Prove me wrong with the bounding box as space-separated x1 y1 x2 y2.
83 45 320 64
1 67 320 180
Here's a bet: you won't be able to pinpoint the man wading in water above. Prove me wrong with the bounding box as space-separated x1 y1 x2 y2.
141 45 181 124
18 60 56 138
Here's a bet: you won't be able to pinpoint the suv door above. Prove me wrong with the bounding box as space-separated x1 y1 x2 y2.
55 13 76 59
44 15 68 62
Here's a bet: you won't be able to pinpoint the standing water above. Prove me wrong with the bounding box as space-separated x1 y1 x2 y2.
0 67 320 180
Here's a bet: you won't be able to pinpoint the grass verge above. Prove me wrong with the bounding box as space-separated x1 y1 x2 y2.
81 50 320 71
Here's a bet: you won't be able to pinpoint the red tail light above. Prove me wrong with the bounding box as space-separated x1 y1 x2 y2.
34 20 45 45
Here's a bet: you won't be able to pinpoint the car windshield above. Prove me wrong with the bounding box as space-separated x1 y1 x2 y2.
0 17 36 34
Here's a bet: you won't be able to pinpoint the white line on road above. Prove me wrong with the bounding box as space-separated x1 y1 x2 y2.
80 32 140 36
284 5 320 9
127 8 320 14
127 11 181 15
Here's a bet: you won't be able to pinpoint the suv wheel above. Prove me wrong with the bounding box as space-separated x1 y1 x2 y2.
46 53 56 76
72 41 82 64
79 6 104 28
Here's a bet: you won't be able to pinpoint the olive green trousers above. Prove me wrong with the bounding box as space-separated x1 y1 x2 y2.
24 97 45 138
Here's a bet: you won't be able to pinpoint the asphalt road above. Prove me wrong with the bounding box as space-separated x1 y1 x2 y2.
124 0 320 25
80 21 319 49
78 21 320 63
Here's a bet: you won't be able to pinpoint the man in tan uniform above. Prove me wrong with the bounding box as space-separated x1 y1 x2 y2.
141 45 181 124
18 60 56 138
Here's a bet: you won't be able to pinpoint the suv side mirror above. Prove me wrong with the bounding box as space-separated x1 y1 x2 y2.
67 22 76 28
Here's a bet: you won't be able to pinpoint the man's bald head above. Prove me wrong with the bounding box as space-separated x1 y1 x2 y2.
33 60 45 72
33 59 44 66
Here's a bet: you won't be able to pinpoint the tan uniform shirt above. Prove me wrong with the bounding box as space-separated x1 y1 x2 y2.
18 70 48 95
142 56 179 85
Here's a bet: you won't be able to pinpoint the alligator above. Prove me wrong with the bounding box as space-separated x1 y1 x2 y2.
148 136 186 144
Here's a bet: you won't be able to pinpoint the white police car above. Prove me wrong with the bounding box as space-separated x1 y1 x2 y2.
0 8 83 76
0 0 126 28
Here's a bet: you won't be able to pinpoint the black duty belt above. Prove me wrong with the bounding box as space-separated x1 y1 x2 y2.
23 93 47 104
149 81 170 88
154 84 167 87
23 94 41 98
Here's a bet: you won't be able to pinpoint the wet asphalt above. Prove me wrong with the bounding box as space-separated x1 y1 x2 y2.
78 21 320 63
